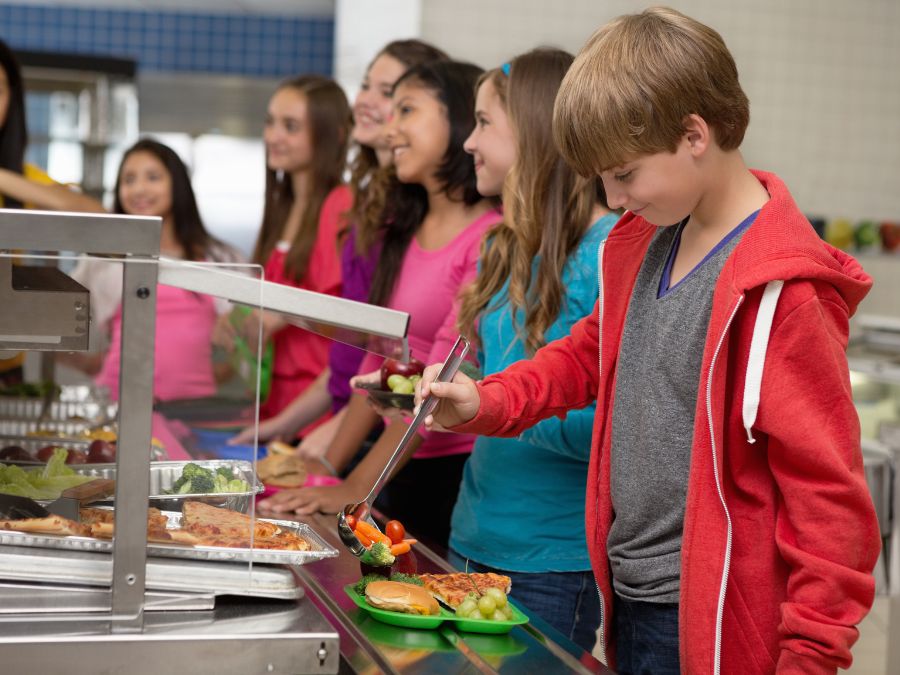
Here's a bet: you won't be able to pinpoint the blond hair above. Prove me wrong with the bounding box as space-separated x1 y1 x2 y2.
458 48 602 355
554 6 749 175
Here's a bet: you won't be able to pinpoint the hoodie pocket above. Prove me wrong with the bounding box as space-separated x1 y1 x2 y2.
724 581 777 673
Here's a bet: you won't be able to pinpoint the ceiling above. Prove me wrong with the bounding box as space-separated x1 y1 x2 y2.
2 0 335 16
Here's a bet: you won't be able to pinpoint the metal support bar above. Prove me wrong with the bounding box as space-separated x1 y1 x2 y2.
111 257 158 629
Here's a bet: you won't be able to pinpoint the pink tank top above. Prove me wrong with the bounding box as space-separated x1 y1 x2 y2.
96 284 218 402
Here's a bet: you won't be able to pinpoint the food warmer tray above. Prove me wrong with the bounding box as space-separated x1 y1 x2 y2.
0 511 338 566
73 459 264 513
0 544 303 601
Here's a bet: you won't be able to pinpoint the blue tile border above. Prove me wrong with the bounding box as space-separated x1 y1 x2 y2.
0 3 334 77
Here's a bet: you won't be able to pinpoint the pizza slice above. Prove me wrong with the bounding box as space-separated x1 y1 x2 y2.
418 573 512 608
182 501 281 538
0 515 92 538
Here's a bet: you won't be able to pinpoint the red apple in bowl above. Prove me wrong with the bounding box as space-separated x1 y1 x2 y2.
65 450 88 464
380 355 426 390
0 445 34 462
36 445 60 462
87 439 117 463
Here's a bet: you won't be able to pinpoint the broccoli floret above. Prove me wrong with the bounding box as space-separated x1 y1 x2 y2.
215 467 233 480
359 541 396 567
187 473 216 493
389 573 423 586
176 480 194 494
181 463 209 480
353 573 386 596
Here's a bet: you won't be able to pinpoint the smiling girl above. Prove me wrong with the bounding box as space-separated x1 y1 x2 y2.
229 41 447 452
231 76 352 430
450 49 618 652
69 139 242 401
258 61 500 550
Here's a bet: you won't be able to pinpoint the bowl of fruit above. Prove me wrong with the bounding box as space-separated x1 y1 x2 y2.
354 356 426 412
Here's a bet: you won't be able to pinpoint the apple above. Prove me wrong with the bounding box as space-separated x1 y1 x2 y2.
36 445 60 462
87 439 117 464
380 355 425 390
0 445 34 462
65 450 88 464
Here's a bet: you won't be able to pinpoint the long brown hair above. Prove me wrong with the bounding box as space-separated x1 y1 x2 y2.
349 40 448 256
458 48 606 355
253 75 351 281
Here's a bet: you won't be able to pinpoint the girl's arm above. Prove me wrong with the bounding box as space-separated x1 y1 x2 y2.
321 392 380 473
257 418 421 515
230 369 334 445
0 169 105 213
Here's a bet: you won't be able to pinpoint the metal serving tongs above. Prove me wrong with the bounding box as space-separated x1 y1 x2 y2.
337 335 470 557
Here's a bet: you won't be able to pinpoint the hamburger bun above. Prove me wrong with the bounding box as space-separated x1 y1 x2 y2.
256 451 307 488
365 580 440 616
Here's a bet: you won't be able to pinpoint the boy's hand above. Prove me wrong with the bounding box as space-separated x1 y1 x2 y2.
414 362 480 431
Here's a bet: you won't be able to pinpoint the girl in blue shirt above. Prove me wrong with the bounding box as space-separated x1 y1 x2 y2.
453 48 618 653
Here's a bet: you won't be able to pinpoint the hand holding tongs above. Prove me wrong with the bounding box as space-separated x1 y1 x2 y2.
337 335 469 557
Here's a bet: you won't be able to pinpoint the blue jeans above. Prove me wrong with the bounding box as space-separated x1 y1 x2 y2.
613 594 680 674
447 550 601 654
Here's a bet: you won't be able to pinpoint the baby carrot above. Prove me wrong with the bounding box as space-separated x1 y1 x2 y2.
356 520 392 545
353 528 372 547
390 541 411 556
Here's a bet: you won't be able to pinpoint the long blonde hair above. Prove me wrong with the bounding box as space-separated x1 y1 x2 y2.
458 48 604 355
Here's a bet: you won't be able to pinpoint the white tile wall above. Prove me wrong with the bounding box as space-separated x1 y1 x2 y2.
421 0 900 222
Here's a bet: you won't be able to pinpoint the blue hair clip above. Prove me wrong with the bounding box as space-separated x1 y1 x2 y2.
501 62 511 77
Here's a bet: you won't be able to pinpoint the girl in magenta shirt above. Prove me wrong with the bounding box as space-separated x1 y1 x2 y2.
228 40 447 452
259 61 499 549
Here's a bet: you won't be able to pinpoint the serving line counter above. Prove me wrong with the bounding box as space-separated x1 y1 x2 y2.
292 511 612 675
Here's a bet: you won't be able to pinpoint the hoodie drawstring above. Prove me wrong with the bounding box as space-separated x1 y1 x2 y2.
742 280 784 443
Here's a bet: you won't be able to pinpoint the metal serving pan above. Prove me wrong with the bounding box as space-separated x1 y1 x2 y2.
74 460 263 513
0 544 304 600
0 511 337 566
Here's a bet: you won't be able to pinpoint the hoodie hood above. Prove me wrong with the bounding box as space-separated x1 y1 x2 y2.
727 170 872 316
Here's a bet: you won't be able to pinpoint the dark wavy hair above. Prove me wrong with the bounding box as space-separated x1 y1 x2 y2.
0 39 27 209
113 138 218 262
349 39 448 256
368 60 486 306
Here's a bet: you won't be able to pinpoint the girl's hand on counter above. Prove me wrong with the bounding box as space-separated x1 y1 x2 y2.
257 482 361 516
228 415 288 446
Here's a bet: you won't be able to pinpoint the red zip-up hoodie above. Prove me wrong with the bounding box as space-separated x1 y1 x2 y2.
453 171 879 673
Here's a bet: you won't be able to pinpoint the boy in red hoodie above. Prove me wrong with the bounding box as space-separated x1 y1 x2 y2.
417 7 880 674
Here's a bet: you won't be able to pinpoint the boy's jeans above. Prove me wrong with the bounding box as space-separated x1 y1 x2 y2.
613 594 680 674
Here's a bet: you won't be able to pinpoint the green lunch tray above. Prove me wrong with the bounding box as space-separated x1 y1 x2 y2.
344 584 529 635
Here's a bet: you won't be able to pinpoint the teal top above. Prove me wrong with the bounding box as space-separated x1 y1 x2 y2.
449 213 619 572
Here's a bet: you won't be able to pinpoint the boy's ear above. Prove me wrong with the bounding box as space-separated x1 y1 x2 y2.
682 113 710 157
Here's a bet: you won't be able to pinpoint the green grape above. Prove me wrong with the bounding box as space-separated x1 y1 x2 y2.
485 587 507 608
457 599 478 617
477 595 497 617
386 374 407 391
490 609 507 622
501 605 514 620
393 379 415 394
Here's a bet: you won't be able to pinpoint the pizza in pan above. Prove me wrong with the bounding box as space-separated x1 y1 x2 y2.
0 502 309 552
418 572 512 608
0 515 91 538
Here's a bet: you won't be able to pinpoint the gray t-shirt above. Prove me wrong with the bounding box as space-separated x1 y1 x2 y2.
607 216 753 602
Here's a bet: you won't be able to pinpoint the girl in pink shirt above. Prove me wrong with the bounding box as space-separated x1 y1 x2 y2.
82 139 242 401
259 61 500 549
227 76 352 434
